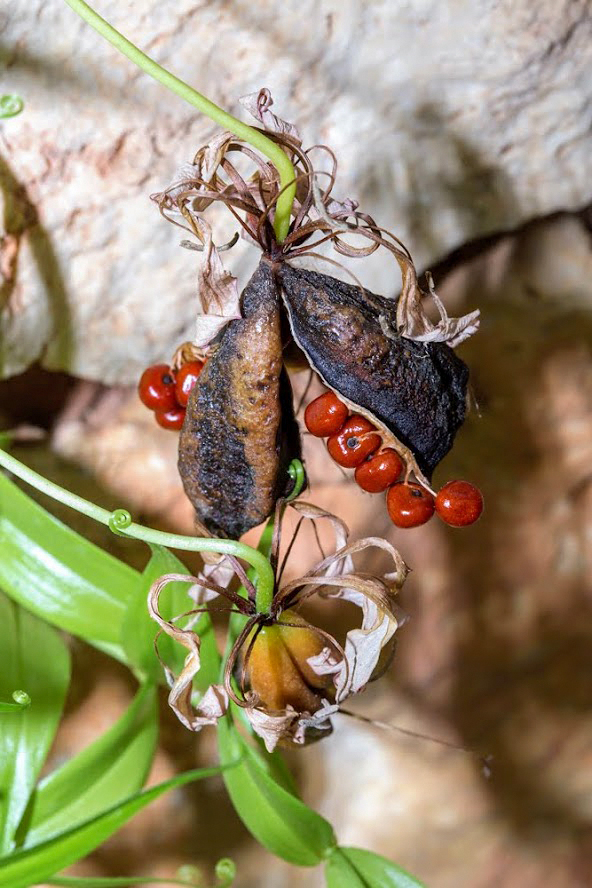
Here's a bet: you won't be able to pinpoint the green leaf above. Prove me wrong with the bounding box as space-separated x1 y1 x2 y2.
122 544 220 690
217 713 336 866
0 593 70 855
231 707 298 797
0 765 229 888
325 846 426 888
0 471 139 660
18 684 158 848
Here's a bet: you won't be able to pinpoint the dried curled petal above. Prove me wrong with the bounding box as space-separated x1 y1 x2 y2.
277 262 469 478
399 271 480 347
239 88 301 140
147 573 230 730
178 260 302 537
245 699 336 753
191 217 241 348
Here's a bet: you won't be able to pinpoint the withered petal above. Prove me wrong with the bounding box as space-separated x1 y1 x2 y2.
172 682 229 733
245 698 335 752
399 273 480 347
189 216 242 348
239 88 301 140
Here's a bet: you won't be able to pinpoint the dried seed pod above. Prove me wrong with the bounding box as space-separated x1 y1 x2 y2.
179 260 301 538
278 263 469 479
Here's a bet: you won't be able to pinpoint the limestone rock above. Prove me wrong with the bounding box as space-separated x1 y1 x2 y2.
1 0 591 381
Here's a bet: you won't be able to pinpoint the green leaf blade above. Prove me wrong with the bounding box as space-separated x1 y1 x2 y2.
325 846 426 888
0 766 227 888
218 715 336 866
20 685 158 848
0 593 70 855
0 472 138 657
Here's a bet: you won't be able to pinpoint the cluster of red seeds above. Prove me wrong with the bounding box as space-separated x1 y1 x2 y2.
304 391 483 528
138 361 204 430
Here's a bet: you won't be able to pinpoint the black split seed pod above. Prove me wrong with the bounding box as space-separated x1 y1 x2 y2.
179 260 301 538
277 263 469 479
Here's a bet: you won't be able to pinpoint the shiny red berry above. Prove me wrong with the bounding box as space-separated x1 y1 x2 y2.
435 480 483 527
154 405 186 430
304 392 349 437
386 482 435 528
175 360 204 407
138 364 177 412
327 415 381 468
354 448 404 493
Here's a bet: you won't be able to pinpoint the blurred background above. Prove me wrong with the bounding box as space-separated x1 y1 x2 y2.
2 1 592 886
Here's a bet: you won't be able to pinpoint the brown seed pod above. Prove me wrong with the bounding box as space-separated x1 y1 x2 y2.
277 262 469 480
178 260 301 538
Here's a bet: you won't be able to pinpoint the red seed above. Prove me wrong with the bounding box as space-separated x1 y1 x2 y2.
154 405 186 430
138 363 177 412
435 480 483 527
304 392 349 437
327 415 381 468
354 448 404 493
386 482 435 528
175 360 204 407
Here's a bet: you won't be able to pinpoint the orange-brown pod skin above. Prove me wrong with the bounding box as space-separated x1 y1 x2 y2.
178 260 301 538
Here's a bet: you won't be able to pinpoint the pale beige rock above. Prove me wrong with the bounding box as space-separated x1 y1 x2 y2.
1 0 591 381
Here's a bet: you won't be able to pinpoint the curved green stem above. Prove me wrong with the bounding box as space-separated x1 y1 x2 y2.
63 0 296 242
0 449 275 611
252 459 305 612
286 458 306 502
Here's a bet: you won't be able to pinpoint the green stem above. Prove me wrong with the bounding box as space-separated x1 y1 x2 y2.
46 879 200 887
63 0 296 242
0 449 275 613
252 459 305 612
253 516 275 613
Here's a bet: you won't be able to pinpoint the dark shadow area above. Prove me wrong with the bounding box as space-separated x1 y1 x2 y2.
0 151 74 371
0 362 75 428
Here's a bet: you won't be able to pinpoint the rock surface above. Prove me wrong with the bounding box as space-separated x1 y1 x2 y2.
2 0 591 381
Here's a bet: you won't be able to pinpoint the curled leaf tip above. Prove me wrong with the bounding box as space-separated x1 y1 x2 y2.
214 857 237 886
176 864 205 885
0 690 31 712
0 94 24 119
109 508 133 535
286 458 306 501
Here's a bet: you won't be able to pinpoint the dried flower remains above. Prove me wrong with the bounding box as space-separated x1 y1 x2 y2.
148 501 408 752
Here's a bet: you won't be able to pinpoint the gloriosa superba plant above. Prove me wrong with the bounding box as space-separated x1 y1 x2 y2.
0 0 485 885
